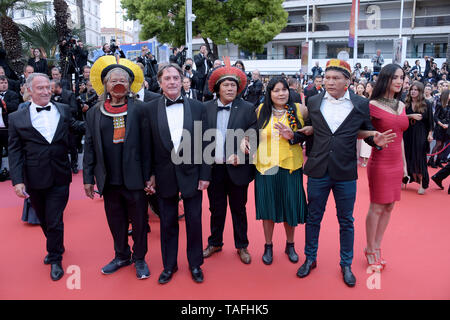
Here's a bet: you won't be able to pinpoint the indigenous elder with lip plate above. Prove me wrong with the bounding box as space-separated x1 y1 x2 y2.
8 73 84 281
202 58 257 265
83 56 152 280
296 59 395 287
254 76 309 266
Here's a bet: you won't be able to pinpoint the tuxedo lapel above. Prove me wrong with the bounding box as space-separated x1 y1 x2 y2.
52 102 65 141
181 98 193 150
23 106 50 144
227 99 240 130
157 97 175 153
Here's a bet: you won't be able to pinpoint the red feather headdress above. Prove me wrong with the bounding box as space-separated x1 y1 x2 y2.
208 56 248 94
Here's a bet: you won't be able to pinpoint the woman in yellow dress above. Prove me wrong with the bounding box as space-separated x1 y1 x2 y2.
254 76 309 265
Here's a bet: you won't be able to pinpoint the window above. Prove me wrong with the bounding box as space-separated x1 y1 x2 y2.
326 43 364 59
285 46 300 59
423 43 448 58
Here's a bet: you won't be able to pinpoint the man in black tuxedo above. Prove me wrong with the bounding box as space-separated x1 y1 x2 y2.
51 79 80 173
296 60 395 287
304 75 324 106
136 83 161 103
181 77 200 101
202 64 257 264
194 45 213 99
0 76 19 158
144 63 211 284
8 73 84 281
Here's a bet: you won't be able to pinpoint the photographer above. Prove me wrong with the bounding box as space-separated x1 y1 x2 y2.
169 45 187 68
137 46 159 93
352 63 362 82
194 44 213 99
77 79 98 117
93 40 125 62
73 40 88 73
182 58 199 89
371 49 384 77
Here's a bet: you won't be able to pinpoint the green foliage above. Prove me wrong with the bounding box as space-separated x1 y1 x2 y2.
121 0 287 53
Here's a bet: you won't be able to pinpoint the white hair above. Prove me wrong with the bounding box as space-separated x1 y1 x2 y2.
26 73 50 92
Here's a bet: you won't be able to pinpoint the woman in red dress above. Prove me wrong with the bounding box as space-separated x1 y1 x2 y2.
365 64 410 270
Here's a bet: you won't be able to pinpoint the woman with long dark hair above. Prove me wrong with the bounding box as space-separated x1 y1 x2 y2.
403 81 434 194
27 48 48 75
364 64 409 271
430 90 450 168
254 76 308 265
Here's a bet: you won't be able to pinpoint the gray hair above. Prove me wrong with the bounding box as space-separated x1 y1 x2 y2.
26 73 50 92
101 67 132 101
157 63 183 82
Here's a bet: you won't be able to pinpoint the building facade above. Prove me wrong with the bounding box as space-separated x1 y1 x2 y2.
11 0 102 47
192 0 450 74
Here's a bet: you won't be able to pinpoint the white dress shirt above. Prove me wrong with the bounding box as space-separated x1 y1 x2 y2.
165 98 184 152
320 90 354 133
215 99 232 164
30 101 60 143
136 87 145 102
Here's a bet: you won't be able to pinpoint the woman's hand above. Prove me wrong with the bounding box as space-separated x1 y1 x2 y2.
273 122 294 140
408 113 423 121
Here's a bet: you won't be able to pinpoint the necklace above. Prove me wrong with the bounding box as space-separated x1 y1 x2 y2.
272 107 286 116
377 97 399 113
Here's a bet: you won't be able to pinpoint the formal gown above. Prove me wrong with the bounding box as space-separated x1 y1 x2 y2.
403 103 433 188
367 103 409 204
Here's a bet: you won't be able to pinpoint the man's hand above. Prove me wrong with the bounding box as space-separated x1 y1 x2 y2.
299 125 313 136
14 183 28 198
198 180 210 191
374 129 397 148
82 104 89 113
240 137 250 155
84 184 95 199
227 154 240 166
144 175 156 195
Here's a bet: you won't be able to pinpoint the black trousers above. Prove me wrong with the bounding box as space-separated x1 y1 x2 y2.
0 128 7 156
28 184 70 263
157 190 203 271
102 184 148 261
68 132 78 168
207 165 249 249
434 162 450 181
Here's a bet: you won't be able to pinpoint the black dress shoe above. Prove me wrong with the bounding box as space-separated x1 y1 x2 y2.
72 167 78 174
285 242 299 263
262 243 273 265
296 259 317 278
431 175 444 190
44 254 50 265
135 259 150 280
50 262 64 281
341 265 356 287
190 267 204 283
158 266 178 284
101 258 132 275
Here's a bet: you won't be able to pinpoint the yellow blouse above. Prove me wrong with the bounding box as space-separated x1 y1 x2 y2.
255 104 305 174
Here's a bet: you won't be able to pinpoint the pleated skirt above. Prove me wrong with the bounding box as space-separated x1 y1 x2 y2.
255 167 308 227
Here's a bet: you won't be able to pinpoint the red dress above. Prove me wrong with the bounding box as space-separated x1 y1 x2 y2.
367 104 409 204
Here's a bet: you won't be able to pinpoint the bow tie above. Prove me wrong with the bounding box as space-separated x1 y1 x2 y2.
166 97 184 107
36 105 51 112
217 105 231 111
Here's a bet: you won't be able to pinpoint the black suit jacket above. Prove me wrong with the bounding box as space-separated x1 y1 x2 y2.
145 96 211 198
1 90 20 127
83 99 151 195
244 80 263 107
204 98 257 186
143 89 161 103
305 86 324 106
194 53 212 80
53 89 78 118
182 88 200 101
304 91 377 181
8 102 84 189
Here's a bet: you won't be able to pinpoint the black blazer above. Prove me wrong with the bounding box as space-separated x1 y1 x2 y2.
145 96 211 198
83 99 151 194
194 53 212 79
182 88 200 101
204 98 257 186
304 91 377 181
27 58 48 74
305 86 324 106
141 89 161 103
1 90 20 127
8 102 84 189
244 79 263 107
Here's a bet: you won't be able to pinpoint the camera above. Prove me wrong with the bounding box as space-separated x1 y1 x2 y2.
185 64 191 71
110 38 118 54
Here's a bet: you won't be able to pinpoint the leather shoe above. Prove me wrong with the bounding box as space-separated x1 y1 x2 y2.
135 259 150 280
190 267 204 283
158 266 178 284
101 257 132 275
44 254 50 265
341 265 356 287
285 242 299 263
262 243 273 265
50 262 64 281
203 245 222 258
237 248 251 264
431 175 444 190
296 259 317 278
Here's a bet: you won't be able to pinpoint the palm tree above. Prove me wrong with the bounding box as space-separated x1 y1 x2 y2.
0 0 47 75
75 0 85 43
19 16 58 61
53 0 71 76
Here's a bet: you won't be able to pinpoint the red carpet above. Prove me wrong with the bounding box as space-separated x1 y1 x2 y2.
0 167 449 300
